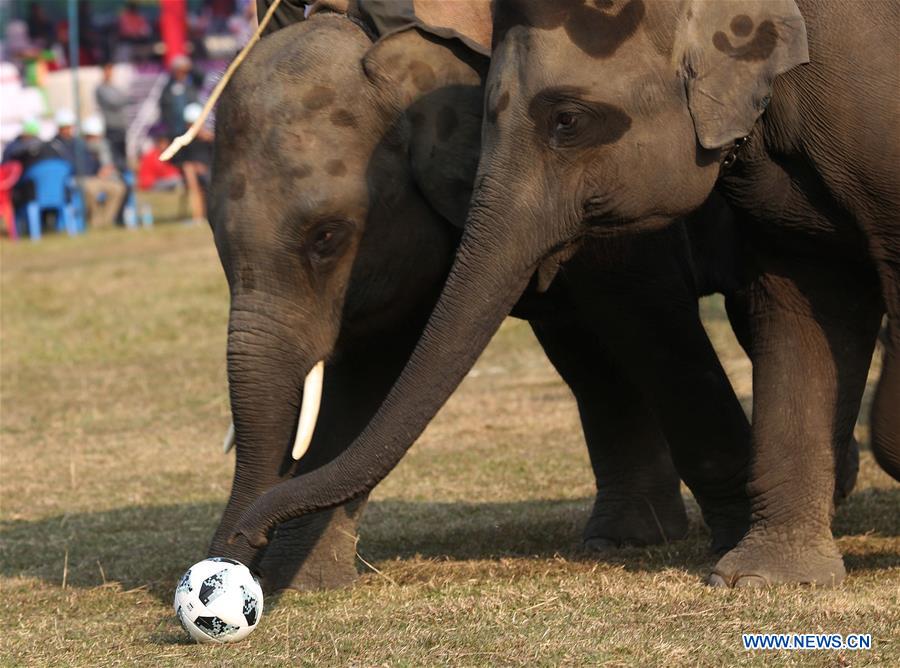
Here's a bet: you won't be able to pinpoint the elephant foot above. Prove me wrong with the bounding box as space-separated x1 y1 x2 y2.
583 489 688 550
695 497 751 555
259 539 359 593
708 527 845 588
257 498 366 593
208 497 367 594
833 436 860 506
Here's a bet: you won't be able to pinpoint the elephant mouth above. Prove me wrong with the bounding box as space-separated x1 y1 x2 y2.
584 213 671 237
584 210 632 229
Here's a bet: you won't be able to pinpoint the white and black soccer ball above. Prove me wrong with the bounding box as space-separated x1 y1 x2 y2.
173 557 263 644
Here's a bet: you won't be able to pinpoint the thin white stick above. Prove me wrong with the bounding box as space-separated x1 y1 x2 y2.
161 0 285 161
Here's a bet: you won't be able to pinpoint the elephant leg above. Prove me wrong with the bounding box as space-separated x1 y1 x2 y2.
726 289 859 505
710 260 882 587
565 238 753 554
209 463 367 593
256 496 367 592
871 260 900 480
872 320 900 480
530 318 688 550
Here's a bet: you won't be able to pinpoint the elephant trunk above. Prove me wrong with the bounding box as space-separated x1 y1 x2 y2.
232 196 541 547
209 298 328 562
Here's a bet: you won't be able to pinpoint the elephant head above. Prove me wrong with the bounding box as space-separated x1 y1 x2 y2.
209 13 490 587
229 0 809 546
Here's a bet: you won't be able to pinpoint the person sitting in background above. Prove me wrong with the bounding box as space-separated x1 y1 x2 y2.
95 63 129 171
44 108 78 165
2 118 44 216
2 119 43 170
137 124 184 191
78 116 127 229
159 55 199 138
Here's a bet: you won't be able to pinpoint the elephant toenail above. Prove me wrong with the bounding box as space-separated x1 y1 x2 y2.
734 575 768 588
707 572 730 588
584 537 618 552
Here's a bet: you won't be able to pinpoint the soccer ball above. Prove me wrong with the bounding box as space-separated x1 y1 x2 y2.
173 557 263 643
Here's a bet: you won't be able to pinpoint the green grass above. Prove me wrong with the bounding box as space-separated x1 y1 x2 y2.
1 225 897 666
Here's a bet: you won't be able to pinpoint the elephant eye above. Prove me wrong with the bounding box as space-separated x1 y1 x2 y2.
306 220 352 263
555 111 578 131
550 108 585 147
315 229 334 248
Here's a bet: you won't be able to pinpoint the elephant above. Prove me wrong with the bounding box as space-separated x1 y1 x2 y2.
209 4 765 590
229 0 898 589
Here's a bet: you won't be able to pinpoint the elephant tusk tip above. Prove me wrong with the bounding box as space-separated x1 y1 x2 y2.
223 422 235 454
291 360 324 461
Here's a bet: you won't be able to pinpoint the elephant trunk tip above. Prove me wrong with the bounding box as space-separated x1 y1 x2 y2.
230 527 270 549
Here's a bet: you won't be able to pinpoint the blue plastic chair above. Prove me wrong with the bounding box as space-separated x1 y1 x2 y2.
18 159 85 240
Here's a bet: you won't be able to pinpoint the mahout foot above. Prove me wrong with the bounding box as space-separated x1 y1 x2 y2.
707 527 845 588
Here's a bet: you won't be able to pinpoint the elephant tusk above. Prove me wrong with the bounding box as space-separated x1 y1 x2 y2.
292 361 324 460
223 422 235 454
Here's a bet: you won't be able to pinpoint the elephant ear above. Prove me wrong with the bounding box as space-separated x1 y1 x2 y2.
363 27 487 228
676 0 809 149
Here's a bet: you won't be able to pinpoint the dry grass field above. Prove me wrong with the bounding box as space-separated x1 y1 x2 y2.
1 224 897 666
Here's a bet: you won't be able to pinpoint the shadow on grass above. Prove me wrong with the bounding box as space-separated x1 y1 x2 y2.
2 491 897 602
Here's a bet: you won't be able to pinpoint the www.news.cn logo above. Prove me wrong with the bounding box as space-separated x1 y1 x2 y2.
743 633 872 651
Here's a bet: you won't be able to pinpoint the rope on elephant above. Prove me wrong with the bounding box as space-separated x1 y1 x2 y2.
160 0 285 162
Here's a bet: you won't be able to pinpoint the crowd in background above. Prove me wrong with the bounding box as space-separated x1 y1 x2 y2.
3 1 256 71
1 0 257 236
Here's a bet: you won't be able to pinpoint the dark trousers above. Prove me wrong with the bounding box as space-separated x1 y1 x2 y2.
256 0 309 35
105 128 128 173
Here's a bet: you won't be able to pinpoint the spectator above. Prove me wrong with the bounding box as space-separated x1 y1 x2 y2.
77 116 127 229
2 119 43 170
44 108 79 166
26 4 55 48
177 103 213 224
209 0 237 34
117 1 153 62
159 55 199 138
95 63 129 171
3 20 33 62
2 119 43 217
76 2 101 67
137 125 184 191
118 1 152 42
229 1 259 48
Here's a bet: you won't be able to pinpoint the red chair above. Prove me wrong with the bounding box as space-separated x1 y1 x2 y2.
0 161 23 240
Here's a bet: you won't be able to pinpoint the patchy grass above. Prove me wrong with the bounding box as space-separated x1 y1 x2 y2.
1 225 897 666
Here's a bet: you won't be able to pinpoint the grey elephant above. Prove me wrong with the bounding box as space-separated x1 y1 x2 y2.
209 4 767 589
231 0 898 589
